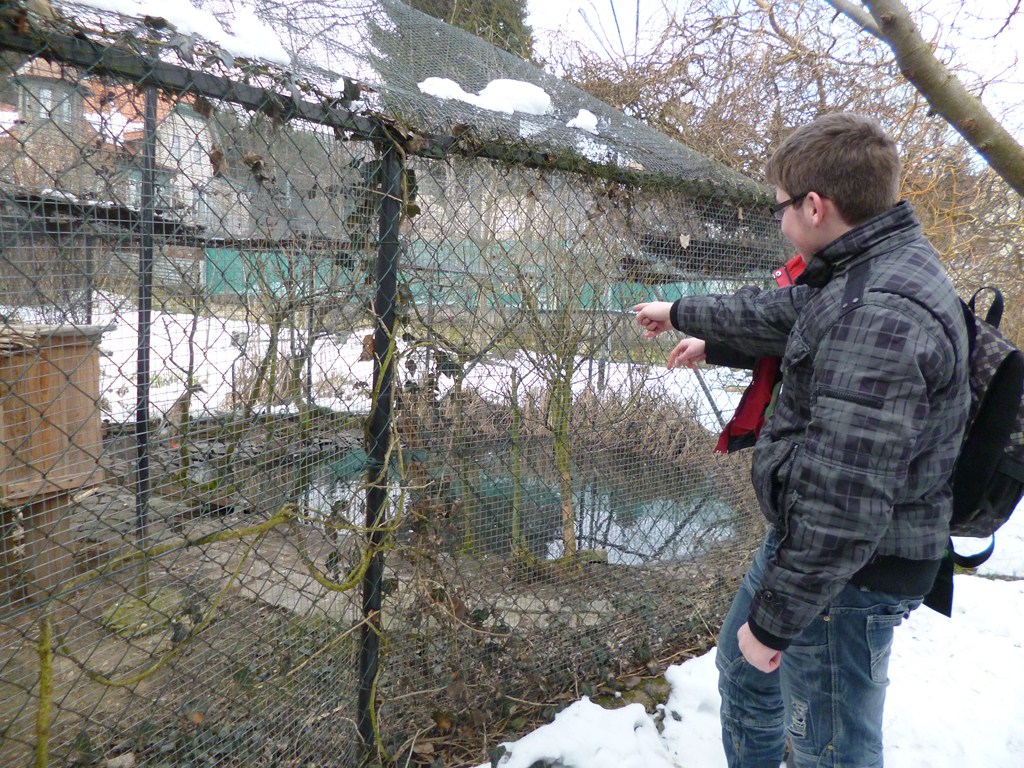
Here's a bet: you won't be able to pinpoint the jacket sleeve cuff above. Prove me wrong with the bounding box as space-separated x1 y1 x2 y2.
704 340 757 369
669 298 683 331
747 614 792 651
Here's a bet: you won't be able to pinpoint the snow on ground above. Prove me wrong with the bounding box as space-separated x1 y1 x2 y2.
483 508 1024 768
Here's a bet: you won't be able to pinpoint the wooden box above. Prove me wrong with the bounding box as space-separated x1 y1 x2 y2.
1 325 107 603
1 325 106 503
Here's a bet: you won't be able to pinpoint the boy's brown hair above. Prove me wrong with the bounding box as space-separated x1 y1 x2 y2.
764 113 901 225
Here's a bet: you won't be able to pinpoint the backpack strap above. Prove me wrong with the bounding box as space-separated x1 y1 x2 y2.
923 549 955 617
969 287 1004 328
840 260 871 315
951 536 995 570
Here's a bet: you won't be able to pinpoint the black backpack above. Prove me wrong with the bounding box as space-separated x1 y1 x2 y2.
923 287 1024 616
946 288 1024 565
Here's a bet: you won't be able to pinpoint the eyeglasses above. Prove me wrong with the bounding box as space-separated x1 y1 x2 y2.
771 193 808 221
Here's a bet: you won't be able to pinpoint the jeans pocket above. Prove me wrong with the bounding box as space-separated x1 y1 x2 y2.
866 612 905 684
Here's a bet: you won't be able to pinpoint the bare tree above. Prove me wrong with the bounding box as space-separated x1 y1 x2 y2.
553 0 1024 343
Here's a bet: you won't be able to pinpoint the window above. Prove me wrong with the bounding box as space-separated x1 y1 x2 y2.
23 85 74 123
168 132 183 161
57 95 73 123
125 172 141 207
38 86 53 119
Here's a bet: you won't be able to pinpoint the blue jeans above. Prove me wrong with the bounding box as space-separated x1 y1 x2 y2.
716 535 921 768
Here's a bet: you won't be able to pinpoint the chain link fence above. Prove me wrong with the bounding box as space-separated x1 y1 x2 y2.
1 2 788 765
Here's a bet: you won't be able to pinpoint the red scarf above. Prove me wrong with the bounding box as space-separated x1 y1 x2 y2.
714 254 806 453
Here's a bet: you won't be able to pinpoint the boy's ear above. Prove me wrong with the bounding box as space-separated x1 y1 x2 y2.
804 191 839 226
806 191 854 231
804 191 826 220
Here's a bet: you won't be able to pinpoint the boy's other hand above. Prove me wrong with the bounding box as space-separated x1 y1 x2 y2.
668 337 706 369
738 622 782 674
632 301 673 338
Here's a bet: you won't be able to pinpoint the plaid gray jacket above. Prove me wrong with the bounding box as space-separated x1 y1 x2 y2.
671 202 970 647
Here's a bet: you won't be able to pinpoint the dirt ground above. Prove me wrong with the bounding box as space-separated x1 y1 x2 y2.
1 419 754 767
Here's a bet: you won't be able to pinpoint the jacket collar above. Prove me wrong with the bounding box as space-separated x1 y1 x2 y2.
795 201 922 288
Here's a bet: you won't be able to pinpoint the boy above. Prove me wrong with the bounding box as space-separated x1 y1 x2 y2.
633 113 970 768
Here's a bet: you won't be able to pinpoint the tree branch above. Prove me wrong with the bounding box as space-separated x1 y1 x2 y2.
995 1 1021 37
828 0 1024 197
822 0 883 40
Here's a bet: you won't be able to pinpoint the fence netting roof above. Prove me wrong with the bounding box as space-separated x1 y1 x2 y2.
36 0 770 203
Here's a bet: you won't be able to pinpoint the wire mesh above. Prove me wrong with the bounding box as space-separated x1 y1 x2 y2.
2 2 788 766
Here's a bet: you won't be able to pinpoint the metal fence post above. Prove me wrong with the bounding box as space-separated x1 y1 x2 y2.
132 82 158 587
358 144 402 755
